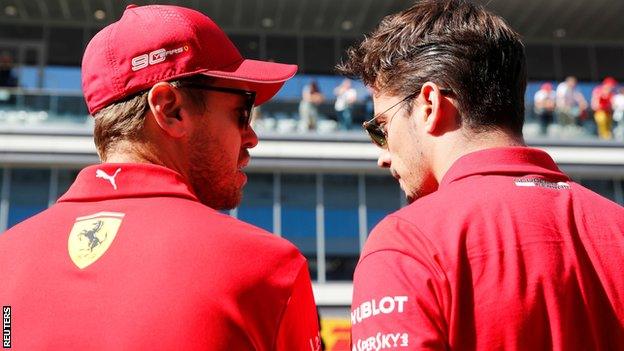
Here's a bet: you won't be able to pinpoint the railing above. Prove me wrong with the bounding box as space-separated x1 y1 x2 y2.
0 87 89 125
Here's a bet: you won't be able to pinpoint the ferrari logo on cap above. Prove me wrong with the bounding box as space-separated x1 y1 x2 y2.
68 212 125 269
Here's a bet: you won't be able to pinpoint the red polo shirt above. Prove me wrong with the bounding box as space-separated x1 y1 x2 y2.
0 163 320 350
351 147 624 350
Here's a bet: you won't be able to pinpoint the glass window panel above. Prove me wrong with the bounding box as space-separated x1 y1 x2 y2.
281 174 317 280
8 169 50 228
595 46 624 81
57 169 80 199
48 27 83 66
238 173 274 232
560 46 592 81
580 179 616 202
24 48 41 66
324 174 359 281
266 35 298 64
0 25 43 40
366 175 401 232
303 37 336 74
525 44 556 80
229 34 261 60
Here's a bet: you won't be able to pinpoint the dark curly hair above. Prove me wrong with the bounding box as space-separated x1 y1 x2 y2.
337 0 527 136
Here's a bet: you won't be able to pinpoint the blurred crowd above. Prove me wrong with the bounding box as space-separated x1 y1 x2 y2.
297 78 360 132
295 75 624 141
2 50 624 142
534 76 624 140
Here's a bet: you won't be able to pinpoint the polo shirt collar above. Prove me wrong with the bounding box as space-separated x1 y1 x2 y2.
440 147 569 187
59 163 199 202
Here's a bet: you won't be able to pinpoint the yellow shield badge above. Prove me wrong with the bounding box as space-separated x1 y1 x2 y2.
67 212 125 269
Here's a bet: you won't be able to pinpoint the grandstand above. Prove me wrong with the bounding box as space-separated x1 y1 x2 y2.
1 0 623 349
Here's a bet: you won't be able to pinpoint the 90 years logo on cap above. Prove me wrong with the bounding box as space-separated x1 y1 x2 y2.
131 45 189 72
67 212 125 269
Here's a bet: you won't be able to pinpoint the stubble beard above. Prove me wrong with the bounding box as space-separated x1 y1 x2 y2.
188 137 243 210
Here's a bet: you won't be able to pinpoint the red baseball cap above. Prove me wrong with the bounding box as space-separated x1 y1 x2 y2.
602 77 617 87
82 4 298 115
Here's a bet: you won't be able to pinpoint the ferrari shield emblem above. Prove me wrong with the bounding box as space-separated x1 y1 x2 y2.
67 212 125 269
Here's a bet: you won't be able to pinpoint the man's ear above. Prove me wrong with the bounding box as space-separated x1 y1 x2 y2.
419 82 456 136
147 82 187 138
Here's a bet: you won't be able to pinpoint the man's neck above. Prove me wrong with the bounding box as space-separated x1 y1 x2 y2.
433 130 526 182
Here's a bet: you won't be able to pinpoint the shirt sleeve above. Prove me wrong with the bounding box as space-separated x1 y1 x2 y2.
274 264 321 351
351 249 449 351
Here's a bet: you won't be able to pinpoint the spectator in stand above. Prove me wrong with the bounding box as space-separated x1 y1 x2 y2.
299 80 324 131
591 77 617 140
533 82 556 136
0 52 18 106
555 76 587 130
612 87 624 141
0 52 17 88
334 78 357 130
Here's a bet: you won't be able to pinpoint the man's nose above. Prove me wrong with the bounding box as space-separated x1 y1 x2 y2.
242 125 259 149
377 149 391 168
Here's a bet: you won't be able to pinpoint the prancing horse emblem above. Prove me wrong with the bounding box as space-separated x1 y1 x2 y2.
96 168 121 190
68 212 125 269
78 220 106 251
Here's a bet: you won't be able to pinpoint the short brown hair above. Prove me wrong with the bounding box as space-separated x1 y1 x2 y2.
338 0 527 135
93 75 212 159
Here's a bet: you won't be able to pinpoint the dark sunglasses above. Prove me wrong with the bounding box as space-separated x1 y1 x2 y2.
362 88 452 148
179 83 256 129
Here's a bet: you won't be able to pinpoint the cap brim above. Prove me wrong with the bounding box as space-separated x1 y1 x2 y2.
202 59 298 106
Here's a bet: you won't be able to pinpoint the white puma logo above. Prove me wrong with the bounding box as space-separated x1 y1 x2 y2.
96 168 122 190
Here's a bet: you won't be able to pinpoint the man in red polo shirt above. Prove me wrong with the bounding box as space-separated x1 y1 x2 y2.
0 4 320 350
339 0 624 349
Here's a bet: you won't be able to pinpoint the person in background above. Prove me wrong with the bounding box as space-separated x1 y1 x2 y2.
0 4 320 350
299 80 324 131
612 86 624 141
0 52 17 88
339 0 624 349
555 76 587 130
533 82 556 136
591 76 617 140
334 78 357 130
0 52 18 106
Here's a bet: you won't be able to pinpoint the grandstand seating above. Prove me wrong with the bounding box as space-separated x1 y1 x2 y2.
2 67 622 141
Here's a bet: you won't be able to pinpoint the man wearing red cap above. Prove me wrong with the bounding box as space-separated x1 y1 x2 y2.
339 0 624 349
591 77 617 140
0 4 320 350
